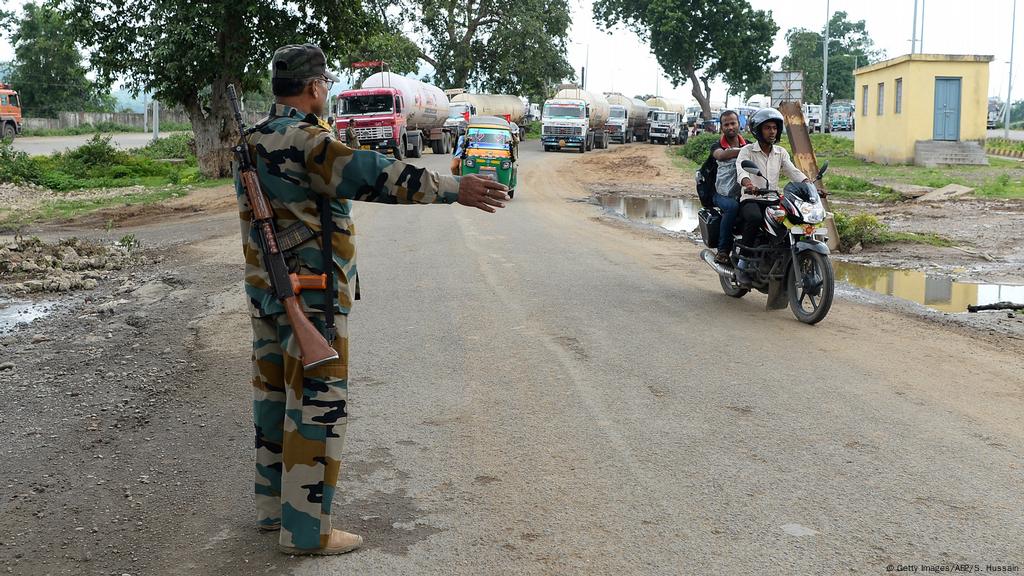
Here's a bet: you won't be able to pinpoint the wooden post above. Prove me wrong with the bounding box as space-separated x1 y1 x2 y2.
778 101 840 251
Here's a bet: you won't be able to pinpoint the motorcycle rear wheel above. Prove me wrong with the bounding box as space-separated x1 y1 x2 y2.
719 275 749 298
788 251 834 324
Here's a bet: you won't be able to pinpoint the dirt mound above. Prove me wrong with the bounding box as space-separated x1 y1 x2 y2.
0 235 143 296
576 144 684 184
72 184 237 228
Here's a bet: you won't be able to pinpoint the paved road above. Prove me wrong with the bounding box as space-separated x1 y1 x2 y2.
2 143 1021 575
9 131 183 155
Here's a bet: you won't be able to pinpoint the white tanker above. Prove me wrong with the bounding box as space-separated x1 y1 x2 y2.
334 72 456 158
445 93 526 139
541 86 610 153
605 93 651 144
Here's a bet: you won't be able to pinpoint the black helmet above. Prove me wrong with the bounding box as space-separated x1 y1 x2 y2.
749 107 784 144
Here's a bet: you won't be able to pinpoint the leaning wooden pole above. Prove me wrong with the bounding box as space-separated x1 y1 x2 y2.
778 101 840 251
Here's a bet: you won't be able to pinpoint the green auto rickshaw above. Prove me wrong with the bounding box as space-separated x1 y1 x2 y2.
457 115 518 198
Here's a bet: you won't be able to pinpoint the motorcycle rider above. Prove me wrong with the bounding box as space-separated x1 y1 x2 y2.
734 108 810 285
710 109 747 265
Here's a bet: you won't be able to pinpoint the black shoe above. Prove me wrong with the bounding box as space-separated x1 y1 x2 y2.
714 250 731 266
734 269 753 287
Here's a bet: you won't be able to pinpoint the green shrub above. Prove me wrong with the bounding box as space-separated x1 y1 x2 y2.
0 142 43 184
679 132 719 163
833 211 952 251
133 132 196 160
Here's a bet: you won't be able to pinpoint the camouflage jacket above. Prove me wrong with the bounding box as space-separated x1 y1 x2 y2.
236 103 461 318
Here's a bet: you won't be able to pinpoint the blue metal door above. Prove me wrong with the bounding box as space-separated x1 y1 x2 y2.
933 78 961 141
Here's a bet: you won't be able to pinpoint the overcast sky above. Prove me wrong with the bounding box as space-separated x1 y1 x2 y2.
1 0 1019 105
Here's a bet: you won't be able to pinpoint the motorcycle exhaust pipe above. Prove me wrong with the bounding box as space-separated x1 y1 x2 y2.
700 249 735 278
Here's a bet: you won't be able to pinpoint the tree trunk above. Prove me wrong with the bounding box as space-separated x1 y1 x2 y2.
688 69 711 121
187 79 237 178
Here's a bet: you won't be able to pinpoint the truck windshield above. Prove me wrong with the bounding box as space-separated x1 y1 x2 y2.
654 112 676 122
449 104 470 119
609 108 626 118
544 104 584 119
342 95 393 115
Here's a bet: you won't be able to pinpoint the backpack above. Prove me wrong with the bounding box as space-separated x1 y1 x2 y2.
695 145 719 209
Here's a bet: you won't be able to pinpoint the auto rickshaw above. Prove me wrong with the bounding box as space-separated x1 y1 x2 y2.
454 115 518 198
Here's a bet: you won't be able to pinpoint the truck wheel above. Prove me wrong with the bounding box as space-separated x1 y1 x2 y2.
578 144 585 154
409 138 422 159
431 138 443 155
1 123 14 142
393 137 406 161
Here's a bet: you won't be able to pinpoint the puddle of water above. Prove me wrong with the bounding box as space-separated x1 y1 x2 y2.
834 262 1024 313
598 195 702 233
0 299 55 333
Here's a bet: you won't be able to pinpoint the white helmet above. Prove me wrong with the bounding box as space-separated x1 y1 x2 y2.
749 107 784 144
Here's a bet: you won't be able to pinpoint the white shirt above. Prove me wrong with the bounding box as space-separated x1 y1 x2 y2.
735 143 808 201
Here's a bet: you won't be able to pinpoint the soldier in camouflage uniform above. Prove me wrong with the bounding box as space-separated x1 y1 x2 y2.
238 44 509 556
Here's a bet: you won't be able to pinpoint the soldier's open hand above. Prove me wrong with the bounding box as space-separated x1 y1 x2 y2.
457 174 510 213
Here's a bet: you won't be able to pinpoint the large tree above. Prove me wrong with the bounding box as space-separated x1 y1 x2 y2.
594 0 776 120
412 0 574 102
8 3 113 117
781 11 883 105
62 0 378 177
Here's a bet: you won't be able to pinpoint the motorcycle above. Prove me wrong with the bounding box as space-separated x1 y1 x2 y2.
698 160 834 325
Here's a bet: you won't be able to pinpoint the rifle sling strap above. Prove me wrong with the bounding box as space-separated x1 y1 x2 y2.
319 197 337 343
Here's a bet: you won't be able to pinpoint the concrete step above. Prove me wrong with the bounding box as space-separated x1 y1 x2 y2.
915 140 988 166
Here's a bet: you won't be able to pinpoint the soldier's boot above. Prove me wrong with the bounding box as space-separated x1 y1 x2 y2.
278 529 363 556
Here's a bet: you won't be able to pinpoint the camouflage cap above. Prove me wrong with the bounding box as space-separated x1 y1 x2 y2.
271 44 341 82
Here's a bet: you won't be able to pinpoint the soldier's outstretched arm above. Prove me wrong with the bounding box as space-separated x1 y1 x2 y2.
305 134 506 211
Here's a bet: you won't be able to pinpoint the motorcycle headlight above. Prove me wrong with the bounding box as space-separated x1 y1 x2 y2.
500 160 511 170
797 199 826 224
464 158 474 168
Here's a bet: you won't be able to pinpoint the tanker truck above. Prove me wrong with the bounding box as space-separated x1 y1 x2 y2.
333 72 455 159
541 87 609 153
645 97 688 144
444 93 526 140
605 94 650 144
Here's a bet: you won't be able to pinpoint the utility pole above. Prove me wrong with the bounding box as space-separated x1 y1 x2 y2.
153 100 160 141
920 0 926 52
911 0 919 54
143 93 148 133
822 0 830 131
1008 0 1017 138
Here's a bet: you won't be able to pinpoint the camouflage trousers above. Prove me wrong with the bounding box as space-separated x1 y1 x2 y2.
251 313 349 549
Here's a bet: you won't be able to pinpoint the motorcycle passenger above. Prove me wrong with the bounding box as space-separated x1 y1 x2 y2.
734 108 810 284
710 109 747 265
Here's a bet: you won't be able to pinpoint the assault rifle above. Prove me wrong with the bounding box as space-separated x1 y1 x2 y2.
227 84 339 370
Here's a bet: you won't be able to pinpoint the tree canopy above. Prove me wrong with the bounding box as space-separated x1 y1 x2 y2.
412 0 574 102
593 0 776 119
8 3 113 117
781 11 883 105
61 0 378 176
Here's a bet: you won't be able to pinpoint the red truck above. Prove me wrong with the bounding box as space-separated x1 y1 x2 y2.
0 84 23 141
333 72 455 160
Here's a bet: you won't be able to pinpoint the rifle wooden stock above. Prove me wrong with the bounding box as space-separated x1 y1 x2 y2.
282 296 339 369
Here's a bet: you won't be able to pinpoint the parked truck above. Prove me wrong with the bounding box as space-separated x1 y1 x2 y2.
605 93 650 144
648 110 685 145
830 100 855 131
333 72 454 159
444 93 526 139
988 97 1005 129
0 84 23 141
803 103 823 132
541 87 610 153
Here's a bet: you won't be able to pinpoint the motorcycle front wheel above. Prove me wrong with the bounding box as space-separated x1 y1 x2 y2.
788 251 834 324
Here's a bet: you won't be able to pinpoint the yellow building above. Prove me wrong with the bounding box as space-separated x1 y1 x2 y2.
852 54 993 165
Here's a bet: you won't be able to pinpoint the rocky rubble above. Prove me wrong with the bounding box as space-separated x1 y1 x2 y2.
0 236 144 296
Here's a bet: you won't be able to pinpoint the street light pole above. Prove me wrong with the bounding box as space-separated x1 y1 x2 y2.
822 0 830 132
911 0 918 54
1007 0 1017 138
920 0 926 52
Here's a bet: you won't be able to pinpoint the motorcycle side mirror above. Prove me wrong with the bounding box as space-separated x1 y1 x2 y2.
740 160 762 176
816 160 830 181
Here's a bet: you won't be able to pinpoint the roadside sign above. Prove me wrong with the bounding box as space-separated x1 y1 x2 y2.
772 71 804 103
351 60 384 69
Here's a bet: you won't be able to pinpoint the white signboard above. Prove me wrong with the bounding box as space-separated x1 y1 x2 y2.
771 71 804 103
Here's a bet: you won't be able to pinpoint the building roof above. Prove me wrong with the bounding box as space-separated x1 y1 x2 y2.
854 54 995 76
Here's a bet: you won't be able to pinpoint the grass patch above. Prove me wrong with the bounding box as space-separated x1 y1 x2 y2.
16 188 191 224
825 174 902 202
526 120 541 140
21 120 192 137
833 211 953 251
668 146 699 172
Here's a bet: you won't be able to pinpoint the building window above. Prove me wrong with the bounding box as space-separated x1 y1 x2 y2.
862 85 868 116
895 78 903 114
877 83 885 115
